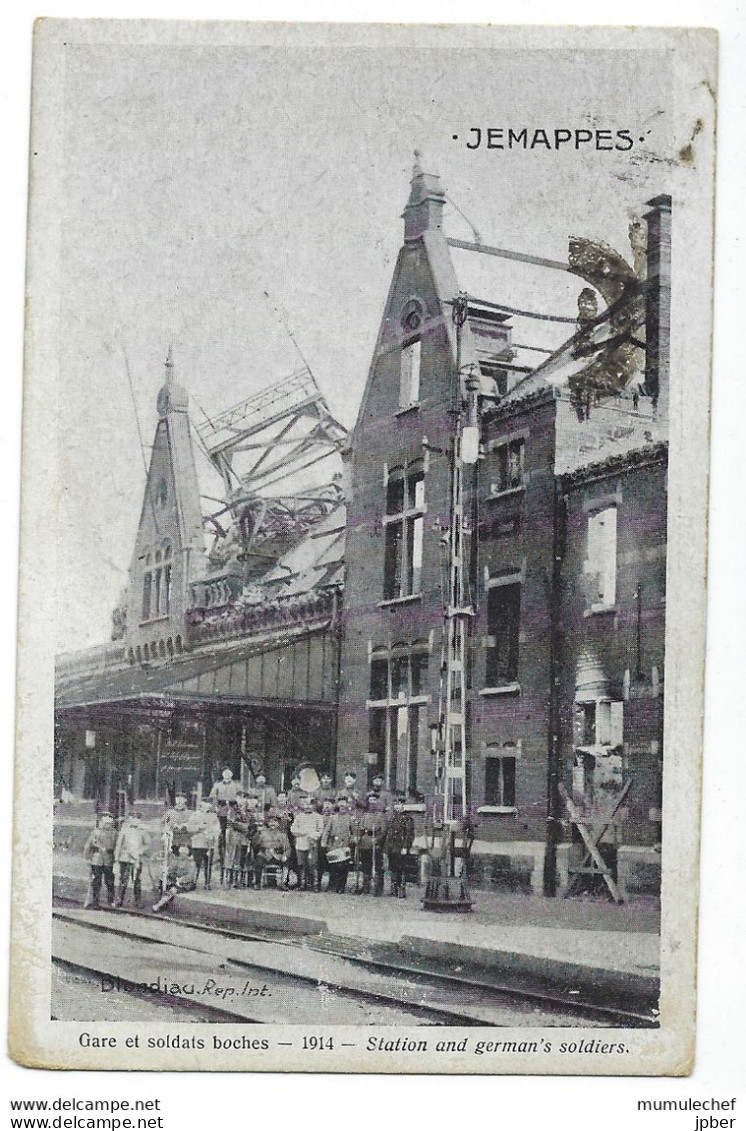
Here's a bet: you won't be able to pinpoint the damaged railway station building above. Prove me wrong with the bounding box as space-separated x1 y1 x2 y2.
55 156 670 900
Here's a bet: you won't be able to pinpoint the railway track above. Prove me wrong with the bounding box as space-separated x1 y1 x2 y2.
52 901 655 1028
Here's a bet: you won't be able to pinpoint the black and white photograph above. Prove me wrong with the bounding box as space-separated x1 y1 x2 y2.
10 20 716 1074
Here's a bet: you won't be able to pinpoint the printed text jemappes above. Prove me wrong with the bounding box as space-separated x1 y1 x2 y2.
456 127 640 151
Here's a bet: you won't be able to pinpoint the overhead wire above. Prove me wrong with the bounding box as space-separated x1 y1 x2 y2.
121 341 161 540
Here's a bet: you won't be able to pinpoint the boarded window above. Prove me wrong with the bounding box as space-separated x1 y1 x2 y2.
574 700 624 747
399 339 421 407
587 506 617 607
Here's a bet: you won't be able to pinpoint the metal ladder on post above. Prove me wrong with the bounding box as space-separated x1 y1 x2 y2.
443 447 468 828
423 294 474 912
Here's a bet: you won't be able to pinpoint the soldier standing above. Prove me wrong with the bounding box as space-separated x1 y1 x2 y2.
383 795 416 898
208 768 240 861
291 798 324 891
287 773 306 811
358 796 388 896
370 773 395 815
188 800 218 889
247 771 277 813
113 812 150 907
315 771 336 805
322 799 355 893
82 812 117 909
337 771 360 805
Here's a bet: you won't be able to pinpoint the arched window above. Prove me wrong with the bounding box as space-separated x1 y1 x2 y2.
399 300 424 408
141 542 172 621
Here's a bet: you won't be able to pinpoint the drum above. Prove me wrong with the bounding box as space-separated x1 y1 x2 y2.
326 846 352 865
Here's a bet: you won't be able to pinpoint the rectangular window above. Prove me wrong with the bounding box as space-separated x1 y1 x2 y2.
370 656 388 701
390 653 409 699
586 506 617 608
485 582 521 685
153 568 162 618
142 573 152 621
484 756 516 807
490 438 525 495
162 564 172 614
368 646 429 791
399 340 421 408
383 461 425 600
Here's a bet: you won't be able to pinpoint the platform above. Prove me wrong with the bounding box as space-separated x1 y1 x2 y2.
53 852 660 1007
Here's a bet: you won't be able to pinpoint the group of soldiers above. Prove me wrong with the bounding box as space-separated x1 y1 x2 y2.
81 767 418 913
204 767 418 898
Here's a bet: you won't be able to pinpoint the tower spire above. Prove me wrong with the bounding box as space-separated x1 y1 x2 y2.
157 346 188 418
402 148 446 241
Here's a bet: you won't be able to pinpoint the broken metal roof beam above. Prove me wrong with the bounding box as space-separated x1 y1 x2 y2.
447 237 570 273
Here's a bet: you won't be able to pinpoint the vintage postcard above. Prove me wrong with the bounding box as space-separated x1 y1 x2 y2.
11 20 715 1073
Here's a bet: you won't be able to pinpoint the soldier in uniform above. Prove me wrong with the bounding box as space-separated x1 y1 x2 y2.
163 793 192 856
316 798 335 891
287 773 306 811
247 771 277 814
152 845 197 912
291 797 324 891
252 814 291 888
383 794 416 898
187 800 219 889
244 795 264 886
82 812 117 909
314 771 336 805
370 773 395 815
322 799 355 893
336 771 360 805
224 795 252 887
208 768 240 862
113 811 150 907
358 795 388 896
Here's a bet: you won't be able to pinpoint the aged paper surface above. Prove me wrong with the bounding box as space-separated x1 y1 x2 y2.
11 20 715 1074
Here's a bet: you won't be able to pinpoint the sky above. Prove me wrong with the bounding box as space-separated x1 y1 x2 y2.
54 34 676 652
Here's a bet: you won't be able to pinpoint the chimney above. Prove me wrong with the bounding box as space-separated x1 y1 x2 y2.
643 195 671 422
402 149 446 242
